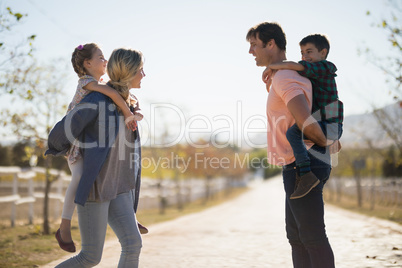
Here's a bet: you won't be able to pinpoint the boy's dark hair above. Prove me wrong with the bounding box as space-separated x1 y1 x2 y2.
246 22 287 51
299 34 330 58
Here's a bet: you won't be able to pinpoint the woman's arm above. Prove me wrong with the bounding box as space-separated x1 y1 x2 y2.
84 82 137 131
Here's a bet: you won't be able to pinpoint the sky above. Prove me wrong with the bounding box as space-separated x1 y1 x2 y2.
2 0 399 146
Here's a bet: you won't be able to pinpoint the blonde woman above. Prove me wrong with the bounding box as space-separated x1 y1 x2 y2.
46 48 146 267
56 43 147 253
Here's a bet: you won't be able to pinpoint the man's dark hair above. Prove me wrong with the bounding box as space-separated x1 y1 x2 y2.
299 34 330 58
246 22 287 51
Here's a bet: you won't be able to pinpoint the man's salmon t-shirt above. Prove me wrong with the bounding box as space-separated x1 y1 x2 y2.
266 69 314 166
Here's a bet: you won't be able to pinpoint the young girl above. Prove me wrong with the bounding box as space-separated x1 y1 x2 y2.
55 43 147 253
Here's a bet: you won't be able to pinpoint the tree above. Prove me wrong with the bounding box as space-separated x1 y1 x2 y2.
382 146 402 177
248 148 281 179
0 144 11 166
0 59 68 234
11 141 30 166
365 1 401 100
0 6 36 92
362 0 402 154
182 140 249 204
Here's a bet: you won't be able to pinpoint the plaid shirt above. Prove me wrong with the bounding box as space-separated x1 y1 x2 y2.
298 60 344 124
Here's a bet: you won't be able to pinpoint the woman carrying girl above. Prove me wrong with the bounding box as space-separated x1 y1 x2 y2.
54 44 147 255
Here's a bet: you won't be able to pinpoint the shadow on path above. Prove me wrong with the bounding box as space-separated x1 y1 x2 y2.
42 176 402 268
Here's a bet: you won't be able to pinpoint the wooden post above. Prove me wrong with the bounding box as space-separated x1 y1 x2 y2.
353 159 366 208
11 174 17 227
28 177 34 224
55 173 63 220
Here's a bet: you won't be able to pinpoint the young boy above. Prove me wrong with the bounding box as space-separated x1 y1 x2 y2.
263 34 343 199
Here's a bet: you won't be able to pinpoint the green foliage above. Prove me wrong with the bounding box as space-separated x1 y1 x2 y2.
0 59 69 156
0 142 69 173
248 148 281 178
0 7 26 30
361 0 402 157
6 7 24 21
0 6 36 69
331 146 402 178
11 141 30 167
141 143 251 180
0 144 11 166
365 0 401 101
382 146 402 177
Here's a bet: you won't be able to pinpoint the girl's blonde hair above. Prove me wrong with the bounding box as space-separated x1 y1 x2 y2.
107 48 143 101
71 43 100 77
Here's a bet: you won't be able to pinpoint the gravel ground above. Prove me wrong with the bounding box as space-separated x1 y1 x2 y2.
42 175 402 268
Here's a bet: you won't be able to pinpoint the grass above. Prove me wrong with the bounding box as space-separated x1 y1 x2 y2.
0 187 248 268
324 191 402 225
0 224 68 268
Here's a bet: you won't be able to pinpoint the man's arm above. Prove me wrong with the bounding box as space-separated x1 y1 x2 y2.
287 94 327 147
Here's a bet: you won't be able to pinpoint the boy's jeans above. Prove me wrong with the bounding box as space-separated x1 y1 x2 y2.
56 191 142 268
286 121 343 165
282 148 335 268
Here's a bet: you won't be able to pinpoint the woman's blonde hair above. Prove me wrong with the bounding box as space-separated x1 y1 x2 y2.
107 48 143 101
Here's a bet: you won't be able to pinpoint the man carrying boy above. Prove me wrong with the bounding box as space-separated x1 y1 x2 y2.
263 34 343 199
246 22 336 267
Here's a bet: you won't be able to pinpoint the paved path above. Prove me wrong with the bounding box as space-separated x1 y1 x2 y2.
42 176 402 268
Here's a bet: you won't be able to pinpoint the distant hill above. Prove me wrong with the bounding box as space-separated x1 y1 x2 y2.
341 102 401 148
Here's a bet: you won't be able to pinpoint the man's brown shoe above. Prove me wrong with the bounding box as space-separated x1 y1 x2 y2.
290 172 320 199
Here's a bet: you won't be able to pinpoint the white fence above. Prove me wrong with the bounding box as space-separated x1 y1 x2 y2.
325 177 402 207
0 166 251 227
138 176 247 210
0 166 70 227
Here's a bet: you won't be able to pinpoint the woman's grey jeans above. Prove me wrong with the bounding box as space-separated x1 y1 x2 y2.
56 191 142 268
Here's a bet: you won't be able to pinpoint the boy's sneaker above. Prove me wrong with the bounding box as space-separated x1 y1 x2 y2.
290 172 320 199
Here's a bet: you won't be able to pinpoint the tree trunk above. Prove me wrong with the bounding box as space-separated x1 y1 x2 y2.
158 180 166 215
43 156 51 234
203 176 211 204
370 176 376 210
174 173 183 211
355 170 363 208
336 178 342 202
